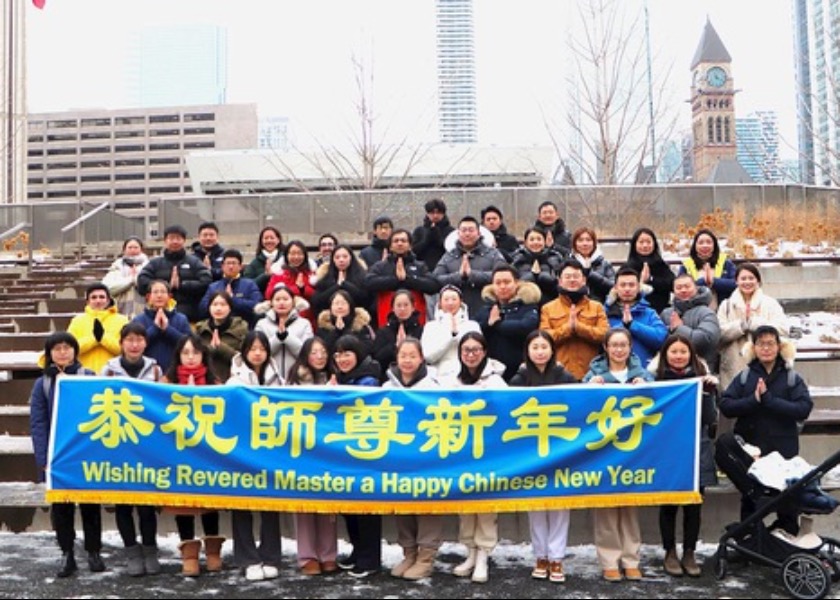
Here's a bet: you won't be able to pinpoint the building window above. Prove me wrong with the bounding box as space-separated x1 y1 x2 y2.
150 129 180 137
47 162 76 170
47 190 79 198
81 146 111 154
47 148 77 156
115 187 146 195
184 141 214 149
115 131 143 139
149 171 180 179
115 159 145 167
149 157 180 165
81 160 111 168
81 174 111 182
80 118 111 127
184 112 215 122
149 114 180 123
115 116 146 126
81 132 111 140
150 143 179 151
115 145 145 152
49 119 78 129
184 127 215 135
115 173 145 181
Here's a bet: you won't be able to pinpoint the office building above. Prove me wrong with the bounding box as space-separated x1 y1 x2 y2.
436 0 478 144
736 111 783 183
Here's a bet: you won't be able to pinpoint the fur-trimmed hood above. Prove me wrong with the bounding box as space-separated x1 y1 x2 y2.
741 335 797 368
316 306 372 332
315 261 331 280
479 280 541 305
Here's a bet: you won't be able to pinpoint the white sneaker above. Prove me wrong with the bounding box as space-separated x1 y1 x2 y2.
261 564 279 580
245 564 266 581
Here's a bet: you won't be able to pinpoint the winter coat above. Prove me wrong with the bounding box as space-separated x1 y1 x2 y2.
412 215 454 271
198 276 264 327
719 338 811 459
315 307 375 355
100 355 162 382
383 363 439 389
194 316 250 382
572 250 616 305
440 357 508 389
717 287 789 389
533 219 572 256
539 290 609 380
264 267 317 324
191 241 226 281
131 305 193 372
102 253 150 317
420 305 482 381
371 311 425 381
433 241 508 317
475 281 541 381
678 253 737 309
359 237 389 269
30 361 95 479
624 254 675 315
510 246 564 305
365 251 440 328
227 352 284 387
243 249 280 295
255 300 315 381
509 362 577 387
311 260 370 318
605 292 668 368
582 352 654 384
335 355 381 386
137 248 212 323
660 286 721 369
489 224 519 262
67 304 129 374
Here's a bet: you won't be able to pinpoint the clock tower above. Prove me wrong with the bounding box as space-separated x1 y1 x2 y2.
690 19 736 183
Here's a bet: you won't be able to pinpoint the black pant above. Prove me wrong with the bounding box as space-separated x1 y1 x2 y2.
175 511 220 541
659 503 702 551
343 514 382 570
115 504 158 547
51 503 101 553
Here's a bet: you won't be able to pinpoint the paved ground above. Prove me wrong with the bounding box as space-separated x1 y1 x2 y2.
0 530 837 599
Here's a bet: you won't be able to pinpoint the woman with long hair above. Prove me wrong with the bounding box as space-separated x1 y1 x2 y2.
625 227 675 314
102 236 150 317
243 225 284 295
265 240 317 323
314 289 375 355
371 289 424 381
255 283 314 380
678 228 737 309
570 227 615 304
194 291 249 382
311 243 369 316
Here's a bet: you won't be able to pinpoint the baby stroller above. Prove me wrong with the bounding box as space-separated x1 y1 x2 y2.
713 432 840 600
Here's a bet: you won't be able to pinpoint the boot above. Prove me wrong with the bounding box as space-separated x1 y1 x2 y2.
681 548 701 577
125 544 145 577
87 551 106 573
57 551 77 578
179 540 202 577
142 545 161 575
390 546 417 578
663 548 683 577
203 536 225 572
452 548 476 577
403 546 436 580
471 549 489 583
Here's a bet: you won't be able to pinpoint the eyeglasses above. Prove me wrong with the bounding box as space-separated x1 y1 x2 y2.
461 346 485 356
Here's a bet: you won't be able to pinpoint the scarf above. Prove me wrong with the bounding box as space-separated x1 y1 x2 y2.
261 248 280 262
120 357 144 379
559 285 590 305
176 364 207 385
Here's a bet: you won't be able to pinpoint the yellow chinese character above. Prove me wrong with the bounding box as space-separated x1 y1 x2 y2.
585 394 662 451
323 397 414 460
77 387 155 448
418 397 497 459
160 392 238 454
501 396 580 457
251 396 322 457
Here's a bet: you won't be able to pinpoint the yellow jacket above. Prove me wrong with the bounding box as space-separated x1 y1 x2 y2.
67 304 129 374
539 294 609 380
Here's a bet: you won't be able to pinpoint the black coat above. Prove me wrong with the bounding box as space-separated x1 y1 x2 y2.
137 249 211 323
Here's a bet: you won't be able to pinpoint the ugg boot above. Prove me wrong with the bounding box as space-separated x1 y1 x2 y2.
403 546 436 580
390 546 417 578
142 545 161 575
681 548 701 577
471 549 489 583
203 536 226 572
125 544 145 577
179 540 201 577
453 548 476 577
663 548 683 577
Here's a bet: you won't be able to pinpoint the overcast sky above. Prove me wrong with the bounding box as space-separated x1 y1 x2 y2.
24 0 797 157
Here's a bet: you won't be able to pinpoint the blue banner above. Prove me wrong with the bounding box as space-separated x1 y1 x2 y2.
47 377 702 513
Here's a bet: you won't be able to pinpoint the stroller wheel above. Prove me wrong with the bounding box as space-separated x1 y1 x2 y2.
713 548 727 580
781 553 831 600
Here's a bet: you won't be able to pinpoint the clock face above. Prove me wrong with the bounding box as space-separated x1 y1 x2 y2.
707 66 726 88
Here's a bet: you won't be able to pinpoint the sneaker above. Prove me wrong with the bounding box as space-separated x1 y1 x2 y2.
300 560 321 576
549 561 565 583
531 558 549 579
245 564 265 581
624 567 643 581
603 568 622 582
337 555 355 570
261 564 279 580
348 566 376 579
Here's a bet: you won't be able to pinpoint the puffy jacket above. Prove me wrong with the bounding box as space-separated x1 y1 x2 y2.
315 307 375 355
100 355 161 381
227 352 284 386
605 292 668 368
198 276 263 327
102 253 149 317
420 305 481 381
137 249 212 323
191 241 226 282
194 316 250 382
539 291 609 380
371 311 425 381
383 362 439 389
255 300 314 381
365 251 440 328
131 306 192 372
433 241 508 317
67 304 129 374
572 250 616 305
510 246 564 304
582 352 654 384
660 286 721 369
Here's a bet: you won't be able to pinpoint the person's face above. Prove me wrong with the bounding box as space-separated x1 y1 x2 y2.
396 344 423 379
616 275 640 302
331 295 350 317
50 342 76 368
439 289 462 314
559 267 585 291
319 237 335 256
180 341 203 369
538 205 557 225
147 283 170 308
123 239 143 257
389 232 411 255
458 222 480 248
460 340 486 371
574 232 595 257
493 271 517 303
87 289 110 311
221 257 242 279
635 232 655 257
334 350 358 373
737 269 760 296
754 334 780 363
272 291 294 315
695 234 715 259
164 233 186 252
209 296 232 321
199 228 218 249
483 212 501 232
393 294 414 320
374 223 393 241
308 343 329 370
287 246 305 268
121 333 147 362
525 231 546 253
427 208 445 224
528 336 553 369
246 339 268 369
666 341 692 371
605 334 631 364
261 229 280 252
673 277 698 301
332 248 352 272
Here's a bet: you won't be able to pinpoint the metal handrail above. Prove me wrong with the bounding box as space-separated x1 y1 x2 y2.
0 222 33 272
59 202 110 266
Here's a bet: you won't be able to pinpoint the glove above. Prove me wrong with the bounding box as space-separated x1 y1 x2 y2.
93 319 104 342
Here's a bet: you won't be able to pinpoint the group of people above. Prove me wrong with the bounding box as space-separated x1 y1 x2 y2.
30 199 812 585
